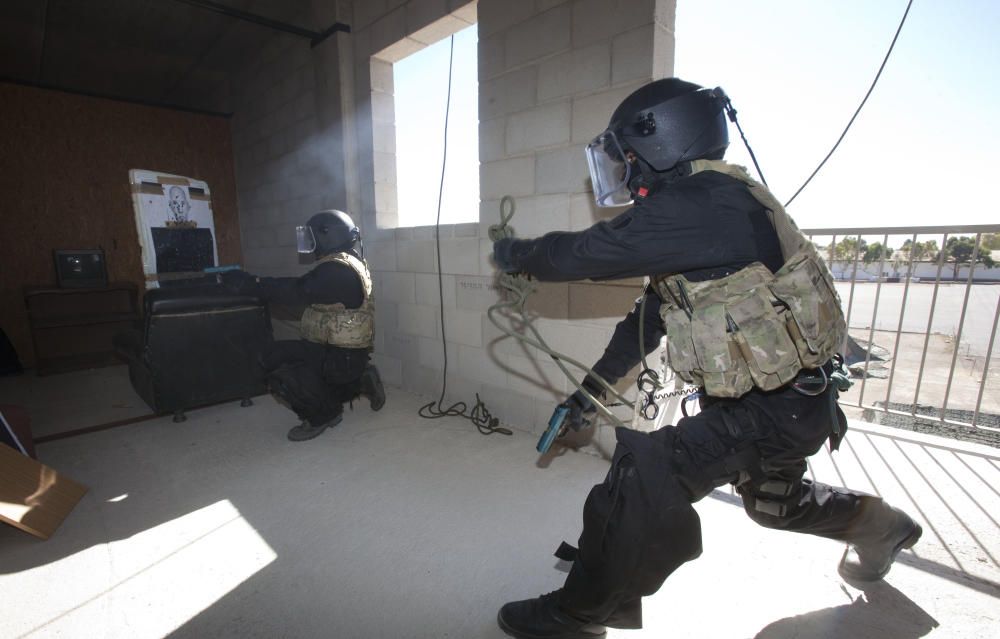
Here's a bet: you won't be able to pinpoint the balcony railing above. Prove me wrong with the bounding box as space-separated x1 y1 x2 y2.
800 224 1000 442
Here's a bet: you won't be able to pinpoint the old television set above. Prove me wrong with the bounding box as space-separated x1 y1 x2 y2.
53 249 108 289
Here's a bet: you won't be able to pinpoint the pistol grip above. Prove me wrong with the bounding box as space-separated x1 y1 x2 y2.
537 405 570 454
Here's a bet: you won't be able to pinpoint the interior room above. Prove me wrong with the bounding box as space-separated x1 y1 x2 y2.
1 1 998 637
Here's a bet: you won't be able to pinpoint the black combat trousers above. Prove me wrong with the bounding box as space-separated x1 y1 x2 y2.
557 382 912 628
260 340 368 427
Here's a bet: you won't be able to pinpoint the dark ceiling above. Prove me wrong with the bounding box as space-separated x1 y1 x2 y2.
0 0 326 114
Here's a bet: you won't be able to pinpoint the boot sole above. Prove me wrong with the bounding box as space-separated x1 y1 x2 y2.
497 611 606 639
839 522 923 582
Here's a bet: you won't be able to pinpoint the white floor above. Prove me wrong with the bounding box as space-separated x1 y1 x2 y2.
1 369 998 638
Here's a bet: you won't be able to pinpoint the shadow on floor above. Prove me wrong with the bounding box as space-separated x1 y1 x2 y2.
755 581 939 639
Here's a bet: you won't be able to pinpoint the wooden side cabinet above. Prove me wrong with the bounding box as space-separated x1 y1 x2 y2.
24 282 140 375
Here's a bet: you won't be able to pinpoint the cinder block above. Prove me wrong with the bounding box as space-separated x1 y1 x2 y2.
537 0 570 12
505 354 567 400
396 302 439 338
479 383 540 432
534 319 613 371
415 272 457 308
537 42 612 102
479 116 506 163
375 36 425 63
651 20 675 80
367 239 399 274
570 82 646 143
481 156 536 200
386 332 421 367
456 275 504 311
440 237 483 275
523 281 570 319
504 4 572 69
411 15 468 46
402 359 444 398
572 0 655 44
479 67 538 121
375 181 398 214
417 335 446 369
443 307 484 347
370 58 394 93
612 24 655 84
371 90 395 124
453 222 479 237
476 0 536 38
371 353 403 387
505 101 572 155
372 123 396 155
381 271 417 304
396 239 438 273
477 31 505 82
497 194 571 238
458 344 509 387
450 0 477 22
375 298 400 337
568 281 643 321
373 151 397 184
535 146 589 195
369 7 408 58
405 0 450 36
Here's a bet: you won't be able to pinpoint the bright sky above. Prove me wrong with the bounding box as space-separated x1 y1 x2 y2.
393 3 998 232
393 24 479 227
675 0 1000 230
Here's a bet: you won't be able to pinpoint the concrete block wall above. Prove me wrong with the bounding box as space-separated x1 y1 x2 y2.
347 0 679 442
229 1 352 278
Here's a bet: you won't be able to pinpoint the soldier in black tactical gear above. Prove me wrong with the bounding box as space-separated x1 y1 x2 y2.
221 210 385 441
492 78 922 638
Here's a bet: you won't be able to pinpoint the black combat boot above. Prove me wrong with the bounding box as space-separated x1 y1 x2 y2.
359 364 386 411
287 414 343 441
838 507 923 582
498 591 606 639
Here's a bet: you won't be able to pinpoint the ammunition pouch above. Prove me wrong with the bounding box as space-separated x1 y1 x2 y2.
300 252 375 349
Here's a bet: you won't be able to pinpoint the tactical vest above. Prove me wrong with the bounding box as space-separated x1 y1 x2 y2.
300 252 375 350
653 160 846 398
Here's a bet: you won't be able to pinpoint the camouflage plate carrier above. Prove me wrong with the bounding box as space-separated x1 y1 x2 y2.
300 252 375 350
652 160 846 398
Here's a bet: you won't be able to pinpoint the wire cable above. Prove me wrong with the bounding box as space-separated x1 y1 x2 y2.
784 0 915 207
418 35 511 436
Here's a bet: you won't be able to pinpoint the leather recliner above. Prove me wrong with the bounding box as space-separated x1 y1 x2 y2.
114 285 273 422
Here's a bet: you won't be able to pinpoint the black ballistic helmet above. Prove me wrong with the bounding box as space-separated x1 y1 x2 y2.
609 78 730 172
303 210 360 256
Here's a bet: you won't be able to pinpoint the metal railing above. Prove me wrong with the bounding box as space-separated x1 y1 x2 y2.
800 224 1000 436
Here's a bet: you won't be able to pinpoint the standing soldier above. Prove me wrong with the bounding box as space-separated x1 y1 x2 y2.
492 78 921 638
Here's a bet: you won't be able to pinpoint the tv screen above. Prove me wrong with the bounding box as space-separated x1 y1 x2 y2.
53 249 108 289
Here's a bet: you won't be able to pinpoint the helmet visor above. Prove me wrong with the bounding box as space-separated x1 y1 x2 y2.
295 225 317 254
585 130 633 208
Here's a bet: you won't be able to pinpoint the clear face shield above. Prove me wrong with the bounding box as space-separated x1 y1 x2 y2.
585 130 633 208
295 225 317 254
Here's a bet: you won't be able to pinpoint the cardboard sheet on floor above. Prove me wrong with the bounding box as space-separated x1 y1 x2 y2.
0 445 87 540
128 170 219 289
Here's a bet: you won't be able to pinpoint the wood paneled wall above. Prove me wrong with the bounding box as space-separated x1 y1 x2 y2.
0 82 242 368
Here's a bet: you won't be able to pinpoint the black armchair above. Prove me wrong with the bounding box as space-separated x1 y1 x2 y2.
114 285 273 422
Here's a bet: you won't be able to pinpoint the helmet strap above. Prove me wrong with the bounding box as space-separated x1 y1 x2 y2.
627 156 693 200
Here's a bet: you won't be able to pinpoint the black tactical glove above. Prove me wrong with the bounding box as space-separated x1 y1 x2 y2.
562 375 606 431
219 269 257 294
492 237 520 274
